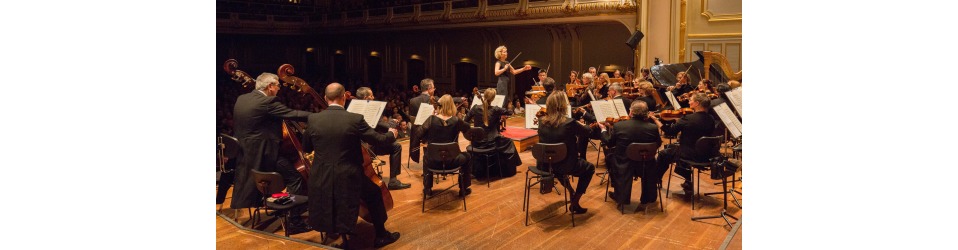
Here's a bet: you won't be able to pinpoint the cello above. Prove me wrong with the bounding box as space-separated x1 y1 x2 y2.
277 64 394 221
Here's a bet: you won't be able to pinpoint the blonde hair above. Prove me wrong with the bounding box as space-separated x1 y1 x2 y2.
437 94 456 118
637 81 655 96
481 88 496 126
540 91 569 128
494 46 507 60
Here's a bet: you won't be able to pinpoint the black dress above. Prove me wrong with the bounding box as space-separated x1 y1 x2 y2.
536 118 596 196
496 60 513 104
464 105 522 177
420 115 472 192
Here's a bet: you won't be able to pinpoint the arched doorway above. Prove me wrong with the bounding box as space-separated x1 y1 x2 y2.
407 59 425 89
454 62 478 95
367 56 382 91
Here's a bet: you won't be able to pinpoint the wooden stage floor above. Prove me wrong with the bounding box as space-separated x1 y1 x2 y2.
216 116 743 249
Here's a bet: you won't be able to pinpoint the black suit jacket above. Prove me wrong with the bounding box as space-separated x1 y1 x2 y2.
302 105 396 233
601 117 662 171
661 111 714 161
230 91 310 209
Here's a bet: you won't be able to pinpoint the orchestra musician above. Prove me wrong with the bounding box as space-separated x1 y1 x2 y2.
537 69 547 84
537 91 596 214
419 95 473 197
355 87 411 190
634 81 659 111
651 92 715 196
407 79 435 168
564 70 580 92
465 88 522 178
526 77 556 105
607 82 632 111
494 45 532 105
666 72 694 107
573 72 594 106
230 72 313 234
624 70 635 86
588 67 598 77
638 68 653 82
302 83 401 248
613 69 622 79
594 73 611 100
598 101 662 206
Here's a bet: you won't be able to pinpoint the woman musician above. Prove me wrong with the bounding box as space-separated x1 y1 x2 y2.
464 88 523 178
536 91 596 214
419 95 473 196
666 72 694 107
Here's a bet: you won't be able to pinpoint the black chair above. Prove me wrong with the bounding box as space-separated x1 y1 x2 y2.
217 134 242 210
422 142 467 212
250 169 309 237
604 142 665 214
523 143 576 227
466 127 501 187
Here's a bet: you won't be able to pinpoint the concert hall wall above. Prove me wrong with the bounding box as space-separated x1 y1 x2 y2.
217 21 634 93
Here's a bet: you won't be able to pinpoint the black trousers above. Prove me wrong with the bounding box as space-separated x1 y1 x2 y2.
373 142 403 178
423 154 472 193
555 158 596 197
656 144 694 184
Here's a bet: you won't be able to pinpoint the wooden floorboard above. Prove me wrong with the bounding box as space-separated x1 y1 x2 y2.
216 116 743 249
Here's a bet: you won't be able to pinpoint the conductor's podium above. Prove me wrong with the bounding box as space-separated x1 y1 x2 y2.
501 126 538 153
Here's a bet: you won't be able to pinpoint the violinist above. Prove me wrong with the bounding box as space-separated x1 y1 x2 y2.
634 81 658 111
231 72 313 234
355 87 410 190
651 92 715 196
607 82 632 111
564 70 580 93
666 72 694 107
526 77 556 105
594 73 611 100
408 79 435 166
302 83 401 248
639 68 653 82
537 91 596 214
465 88 522 178
623 70 635 86
678 79 716 103
537 69 548 84
419 95 473 197
597 101 662 206
573 72 595 106
613 69 622 79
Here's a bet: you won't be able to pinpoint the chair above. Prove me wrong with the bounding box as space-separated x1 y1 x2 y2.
604 142 665 214
523 143 576 227
466 127 501 187
422 142 467 212
217 134 242 210
249 169 309 237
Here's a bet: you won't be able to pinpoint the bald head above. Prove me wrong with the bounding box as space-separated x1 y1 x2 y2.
325 82 345 102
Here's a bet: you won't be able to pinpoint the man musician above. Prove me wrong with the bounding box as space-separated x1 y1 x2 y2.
302 83 401 248
598 101 662 206
355 87 410 190
651 92 715 195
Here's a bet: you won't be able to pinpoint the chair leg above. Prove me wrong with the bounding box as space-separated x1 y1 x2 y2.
524 171 531 226
604 172 610 202
666 162 674 198
658 183 665 212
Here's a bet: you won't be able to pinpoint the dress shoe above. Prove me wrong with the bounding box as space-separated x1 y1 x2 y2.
388 180 411 190
680 181 694 195
285 223 312 235
607 191 617 200
374 231 401 248
459 188 472 197
570 205 588 214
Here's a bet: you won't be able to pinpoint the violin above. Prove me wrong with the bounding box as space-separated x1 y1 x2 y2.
657 107 694 119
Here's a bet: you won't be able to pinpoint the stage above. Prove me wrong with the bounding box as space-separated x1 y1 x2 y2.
216 116 743 249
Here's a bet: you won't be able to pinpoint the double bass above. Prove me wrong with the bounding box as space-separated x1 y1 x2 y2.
277 64 394 220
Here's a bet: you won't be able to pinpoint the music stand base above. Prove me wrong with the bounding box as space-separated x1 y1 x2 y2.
692 209 739 228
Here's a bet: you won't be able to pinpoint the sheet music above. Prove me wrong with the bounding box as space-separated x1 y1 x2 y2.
524 104 573 129
471 95 506 108
725 87 742 117
611 99 628 117
346 100 387 128
413 104 435 125
525 104 541 129
713 103 742 138
590 100 618 121
665 91 681 110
